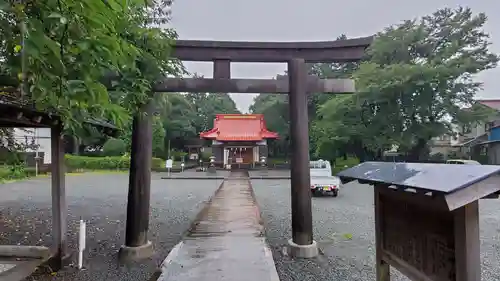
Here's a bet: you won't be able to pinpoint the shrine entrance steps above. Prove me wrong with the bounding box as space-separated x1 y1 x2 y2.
155 171 280 281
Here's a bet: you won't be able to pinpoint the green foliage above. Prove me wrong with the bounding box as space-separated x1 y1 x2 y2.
311 7 498 161
102 138 126 156
186 90 241 133
151 157 164 169
0 163 32 181
171 150 188 161
200 151 213 162
64 155 164 170
152 117 166 157
1 0 182 151
118 116 166 157
251 8 497 162
332 157 360 175
268 158 289 165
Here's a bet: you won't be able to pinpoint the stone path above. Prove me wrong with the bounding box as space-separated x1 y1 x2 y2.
157 171 279 281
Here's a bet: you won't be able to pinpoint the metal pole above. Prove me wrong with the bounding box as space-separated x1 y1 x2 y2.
167 139 171 159
288 58 313 246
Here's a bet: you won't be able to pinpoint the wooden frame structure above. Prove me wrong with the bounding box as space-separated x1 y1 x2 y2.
118 37 372 259
0 100 117 278
338 161 500 281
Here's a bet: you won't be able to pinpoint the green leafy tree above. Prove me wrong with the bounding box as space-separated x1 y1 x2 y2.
186 88 240 133
0 0 182 153
250 93 289 158
119 116 165 157
313 7 498 161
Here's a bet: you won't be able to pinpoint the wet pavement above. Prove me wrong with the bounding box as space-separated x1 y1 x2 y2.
157 171 279 281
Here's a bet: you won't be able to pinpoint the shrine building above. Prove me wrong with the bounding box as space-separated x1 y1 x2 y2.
200 114 278 168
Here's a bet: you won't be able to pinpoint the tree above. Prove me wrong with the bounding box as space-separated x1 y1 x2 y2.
250 93 289 158
186 91 240 133
249 49 358 159
313 7 498 161
161 93 197 153
1 0 184 157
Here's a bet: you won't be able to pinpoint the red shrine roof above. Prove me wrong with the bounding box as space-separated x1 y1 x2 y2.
200 114 278 141
478 99 500 111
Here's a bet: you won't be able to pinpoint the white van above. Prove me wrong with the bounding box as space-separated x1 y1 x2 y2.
309 160 341 197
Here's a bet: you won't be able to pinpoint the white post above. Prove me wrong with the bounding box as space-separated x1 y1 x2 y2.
78 219 86 269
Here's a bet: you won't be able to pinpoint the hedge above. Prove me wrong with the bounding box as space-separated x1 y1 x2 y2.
333 156 360 175
65 155 164 171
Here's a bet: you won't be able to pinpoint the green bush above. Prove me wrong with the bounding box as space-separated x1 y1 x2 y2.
268 158 289 165
102 138 127 156
333 156 360 175
151 157 164 169
0 163 31 181
200 151 212 162
171 151 188 161
65 155 164 171
0 156 167 181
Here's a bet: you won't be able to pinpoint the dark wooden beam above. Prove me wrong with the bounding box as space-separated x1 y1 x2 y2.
288 58 314 247
119 101 154 262
125 104 153 247
374 186 391 281
172 37 373 62
153 77 355 94
213 60 231 95
50 124 68 269
454 201 481 280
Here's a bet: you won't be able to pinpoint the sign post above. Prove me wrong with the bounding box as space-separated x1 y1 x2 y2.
166 159 173 177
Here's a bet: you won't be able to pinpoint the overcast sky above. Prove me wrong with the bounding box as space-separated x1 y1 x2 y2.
169 0 499 113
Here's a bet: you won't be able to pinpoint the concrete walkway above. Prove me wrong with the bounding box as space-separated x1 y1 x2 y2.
156 171 280 281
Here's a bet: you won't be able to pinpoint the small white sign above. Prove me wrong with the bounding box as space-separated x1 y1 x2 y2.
166 159 173 168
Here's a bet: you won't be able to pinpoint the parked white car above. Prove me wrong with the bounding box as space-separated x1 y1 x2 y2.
446 159 481 165
309 160 341 197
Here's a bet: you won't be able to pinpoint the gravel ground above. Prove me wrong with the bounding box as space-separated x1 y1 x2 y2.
0 173 223 281
251 177 500 281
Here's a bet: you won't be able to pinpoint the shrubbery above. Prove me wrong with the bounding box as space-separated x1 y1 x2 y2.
200 151 212 162
333 156 360 175
102 138 127 156
65 155 164 171
0 154 169 182
0 164 41 181
170 150 188 161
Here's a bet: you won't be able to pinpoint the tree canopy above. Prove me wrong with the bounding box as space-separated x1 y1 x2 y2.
251 7 499 162
0 0 240 156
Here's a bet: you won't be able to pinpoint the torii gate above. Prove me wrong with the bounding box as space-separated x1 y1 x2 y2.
118 37 372 261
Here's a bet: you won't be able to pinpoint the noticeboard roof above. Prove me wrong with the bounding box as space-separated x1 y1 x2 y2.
337 161 500 194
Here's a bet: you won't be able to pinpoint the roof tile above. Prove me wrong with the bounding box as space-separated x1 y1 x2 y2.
200 114 278 141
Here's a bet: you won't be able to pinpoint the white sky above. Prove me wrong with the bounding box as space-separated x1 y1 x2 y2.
169 0 499 113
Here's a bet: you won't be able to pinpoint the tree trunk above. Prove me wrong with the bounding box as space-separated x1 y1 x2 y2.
407 138 429 162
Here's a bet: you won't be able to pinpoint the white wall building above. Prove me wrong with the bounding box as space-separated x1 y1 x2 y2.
12 128 52 164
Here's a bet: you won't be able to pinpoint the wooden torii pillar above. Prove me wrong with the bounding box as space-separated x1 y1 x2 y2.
119 37 372 261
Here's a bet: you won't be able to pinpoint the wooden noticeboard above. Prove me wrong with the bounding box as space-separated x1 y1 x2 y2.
376 187 456 281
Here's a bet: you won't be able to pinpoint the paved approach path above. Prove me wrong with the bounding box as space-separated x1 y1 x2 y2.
157 171 279 281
